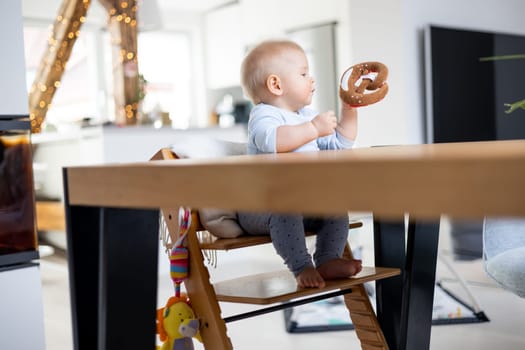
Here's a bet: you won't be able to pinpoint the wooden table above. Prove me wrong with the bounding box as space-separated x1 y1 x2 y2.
63 140 525 350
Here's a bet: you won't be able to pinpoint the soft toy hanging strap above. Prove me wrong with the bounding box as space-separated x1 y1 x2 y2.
170 207 191 297
170 245 188 297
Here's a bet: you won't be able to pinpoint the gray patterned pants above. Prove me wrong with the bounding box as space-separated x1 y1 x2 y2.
237 212 349 276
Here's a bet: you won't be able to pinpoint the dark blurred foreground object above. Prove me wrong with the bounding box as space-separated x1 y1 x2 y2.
0 115 38 265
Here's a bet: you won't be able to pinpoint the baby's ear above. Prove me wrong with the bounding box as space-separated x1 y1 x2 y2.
266 74 283 96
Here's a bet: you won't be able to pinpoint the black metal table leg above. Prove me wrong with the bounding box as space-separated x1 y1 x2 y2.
65 204 101 350
399 219 440 350
373 217 440 350
65 206 159 350
374 219 406 350
98 207 159 350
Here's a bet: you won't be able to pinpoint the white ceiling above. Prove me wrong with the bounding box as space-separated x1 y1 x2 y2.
22 0 236 23
156 0 235 13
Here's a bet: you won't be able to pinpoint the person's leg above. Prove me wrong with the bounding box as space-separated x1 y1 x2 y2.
237 211 272 235
306 215 348 265
306 215 362 279
238 212 313 275
238 212 324 287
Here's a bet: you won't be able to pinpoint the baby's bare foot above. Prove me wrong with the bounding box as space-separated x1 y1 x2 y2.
296 266 326 288
317 258 362 280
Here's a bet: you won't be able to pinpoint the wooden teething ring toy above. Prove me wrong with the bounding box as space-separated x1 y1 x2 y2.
339 61 388 107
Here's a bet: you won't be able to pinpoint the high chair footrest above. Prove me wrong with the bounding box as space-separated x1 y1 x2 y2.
213 266 400 305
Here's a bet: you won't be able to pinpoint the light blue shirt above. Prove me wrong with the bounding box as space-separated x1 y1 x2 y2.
247 103 354 154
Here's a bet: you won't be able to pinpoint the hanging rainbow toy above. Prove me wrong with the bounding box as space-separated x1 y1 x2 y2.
170 207 191 297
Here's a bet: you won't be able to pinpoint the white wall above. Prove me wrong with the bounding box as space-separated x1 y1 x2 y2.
159 10 209 127
349 0 406 147
239 0 353 79
350 0 525 147
0 0 30 115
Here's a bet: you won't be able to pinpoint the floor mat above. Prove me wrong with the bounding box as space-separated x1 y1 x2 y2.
284 282 489 333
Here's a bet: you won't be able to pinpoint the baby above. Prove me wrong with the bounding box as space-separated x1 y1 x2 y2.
237 40 362 288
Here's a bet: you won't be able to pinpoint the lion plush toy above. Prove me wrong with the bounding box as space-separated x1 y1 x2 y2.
339 61 388 107
156 295 202 350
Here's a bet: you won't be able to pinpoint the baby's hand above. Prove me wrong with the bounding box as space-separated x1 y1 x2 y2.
311 111 337 137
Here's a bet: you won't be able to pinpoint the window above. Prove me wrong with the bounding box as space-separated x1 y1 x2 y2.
24 23 195 129
102 30 194 128
138 31 193 128
23 23 103 128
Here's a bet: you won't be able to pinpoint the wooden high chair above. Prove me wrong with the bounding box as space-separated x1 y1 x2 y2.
151 147 400 350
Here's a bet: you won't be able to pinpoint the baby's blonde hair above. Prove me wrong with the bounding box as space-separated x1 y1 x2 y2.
240 40 304 104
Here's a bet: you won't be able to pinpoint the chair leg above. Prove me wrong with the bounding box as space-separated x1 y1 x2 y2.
185 220 233 350
343 244 389 350
162 209 233 350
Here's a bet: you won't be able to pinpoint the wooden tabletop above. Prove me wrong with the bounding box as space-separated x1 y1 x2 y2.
65 140 525 220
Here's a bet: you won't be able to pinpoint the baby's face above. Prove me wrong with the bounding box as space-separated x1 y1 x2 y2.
278 49 315 112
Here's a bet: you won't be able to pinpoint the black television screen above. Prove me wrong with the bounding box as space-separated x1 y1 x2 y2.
425 25 525 143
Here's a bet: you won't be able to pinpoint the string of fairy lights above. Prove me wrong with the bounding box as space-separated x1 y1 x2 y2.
107 1 140 124
28 0 90 133
28 0 140 133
